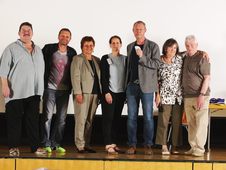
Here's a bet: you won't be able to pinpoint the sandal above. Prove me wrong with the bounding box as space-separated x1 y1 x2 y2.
9 148 20 157
105 144 118 155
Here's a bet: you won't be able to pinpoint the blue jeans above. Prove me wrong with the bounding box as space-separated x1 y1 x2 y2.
41 89 70 147
126 83 154 147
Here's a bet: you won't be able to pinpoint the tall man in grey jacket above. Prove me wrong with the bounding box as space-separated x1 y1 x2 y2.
125 21 161 155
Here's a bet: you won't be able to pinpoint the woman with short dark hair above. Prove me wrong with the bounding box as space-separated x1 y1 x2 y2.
71 36 101 153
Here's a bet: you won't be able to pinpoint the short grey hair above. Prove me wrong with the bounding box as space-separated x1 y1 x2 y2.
133 20 146 28
185 35 198 44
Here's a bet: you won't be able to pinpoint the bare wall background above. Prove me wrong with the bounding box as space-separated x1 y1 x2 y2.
0 0 225 114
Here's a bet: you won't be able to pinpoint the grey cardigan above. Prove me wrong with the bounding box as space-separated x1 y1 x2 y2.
125 39 161 93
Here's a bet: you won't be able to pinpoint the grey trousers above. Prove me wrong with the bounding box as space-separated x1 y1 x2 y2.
155 103 183 146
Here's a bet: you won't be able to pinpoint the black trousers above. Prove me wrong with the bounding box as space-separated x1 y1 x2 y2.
101 92 126 145
6 95 41 152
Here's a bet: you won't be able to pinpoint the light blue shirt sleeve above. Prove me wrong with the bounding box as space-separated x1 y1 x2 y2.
0 45 13 78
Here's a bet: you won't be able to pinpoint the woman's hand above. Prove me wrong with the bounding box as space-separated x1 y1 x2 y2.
105 93 113 104
76 94 83 104
155 92 161 107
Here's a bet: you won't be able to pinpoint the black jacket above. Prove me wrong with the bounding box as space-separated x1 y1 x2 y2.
42 43 77 90
100 54 111 94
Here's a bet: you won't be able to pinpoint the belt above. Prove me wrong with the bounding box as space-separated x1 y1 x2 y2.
133 80 139 84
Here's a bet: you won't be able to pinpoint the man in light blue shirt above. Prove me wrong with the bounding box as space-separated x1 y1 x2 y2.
0 22 46 156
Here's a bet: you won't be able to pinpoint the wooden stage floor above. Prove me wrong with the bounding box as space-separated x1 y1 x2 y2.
1 146 226 170
1 145 226 161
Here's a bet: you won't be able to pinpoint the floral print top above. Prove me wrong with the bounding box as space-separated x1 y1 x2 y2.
158 55 183 105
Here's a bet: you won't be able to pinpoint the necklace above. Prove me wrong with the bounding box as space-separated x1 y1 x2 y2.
162 56 173 64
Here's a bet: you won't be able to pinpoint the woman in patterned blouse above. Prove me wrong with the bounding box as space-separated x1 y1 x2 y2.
155 38 183 155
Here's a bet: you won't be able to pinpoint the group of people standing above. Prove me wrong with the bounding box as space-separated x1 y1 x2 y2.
0 20 210 157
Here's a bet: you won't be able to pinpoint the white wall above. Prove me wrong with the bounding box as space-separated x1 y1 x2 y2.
0 0 225 114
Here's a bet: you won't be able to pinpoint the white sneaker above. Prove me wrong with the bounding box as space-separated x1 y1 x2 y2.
184 148 193 155
192 151 204 157
9 148 20 156
162 145 170 155
35 147 47 155
162 148 170 155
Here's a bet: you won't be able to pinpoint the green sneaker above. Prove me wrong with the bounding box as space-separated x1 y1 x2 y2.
44 147 52 153
56 146 66 153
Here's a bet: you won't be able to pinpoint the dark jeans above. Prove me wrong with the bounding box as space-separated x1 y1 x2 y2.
41 89 70 148
126 83 154 147
6 95 41 152
102 92 126 145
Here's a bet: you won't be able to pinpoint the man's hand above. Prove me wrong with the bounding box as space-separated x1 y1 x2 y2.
202 51 210 62
2 84 10 97
135 48 143 58
197 95 205 110
1 78 10 97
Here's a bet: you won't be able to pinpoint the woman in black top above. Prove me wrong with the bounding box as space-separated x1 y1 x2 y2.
100 35 127 154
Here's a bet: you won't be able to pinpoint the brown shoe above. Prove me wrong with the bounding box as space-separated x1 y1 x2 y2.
144 146 153 155
126 146 136 154
171 146 179 154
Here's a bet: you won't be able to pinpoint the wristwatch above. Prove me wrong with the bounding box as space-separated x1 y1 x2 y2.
199 92 205 96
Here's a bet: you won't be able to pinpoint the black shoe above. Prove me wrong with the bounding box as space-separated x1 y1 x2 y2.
77 149 88 153
84 147 96 153
76 147 88 153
